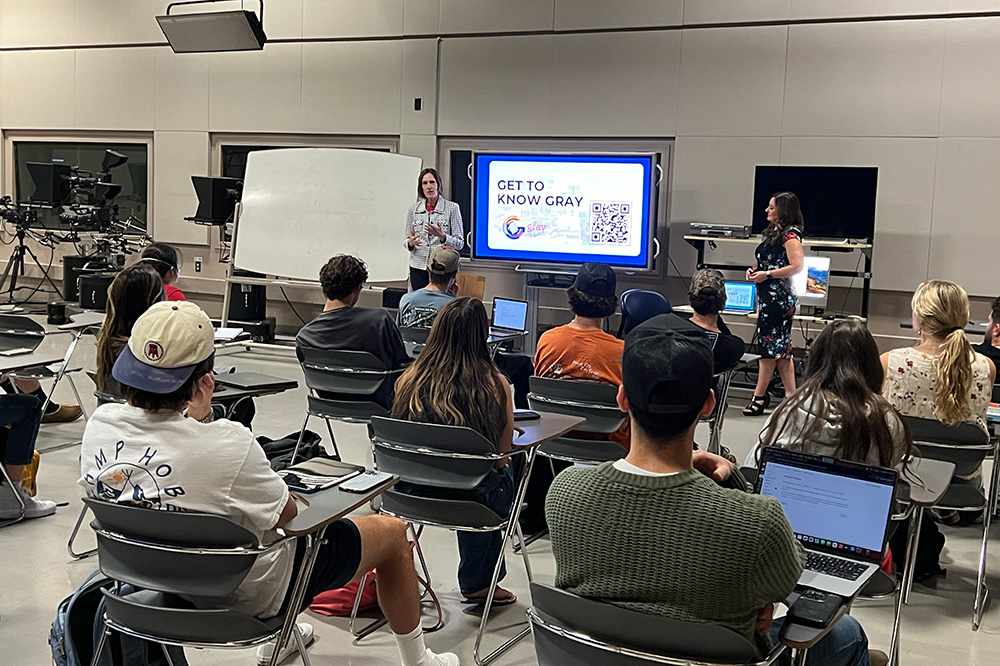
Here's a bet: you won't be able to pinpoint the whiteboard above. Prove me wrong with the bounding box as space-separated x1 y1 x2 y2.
233 148 422 283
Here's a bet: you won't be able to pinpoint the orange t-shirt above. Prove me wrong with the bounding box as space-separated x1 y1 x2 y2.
534 325 630 450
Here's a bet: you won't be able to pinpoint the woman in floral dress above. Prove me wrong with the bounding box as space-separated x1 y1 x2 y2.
743 191 804 416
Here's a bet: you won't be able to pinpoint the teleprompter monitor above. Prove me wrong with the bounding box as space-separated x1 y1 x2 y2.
472 153 658 270
752 166 878 240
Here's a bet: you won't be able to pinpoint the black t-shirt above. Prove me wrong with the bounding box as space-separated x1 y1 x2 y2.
973 341 1000 377
638 313 745 375
295 307 410 408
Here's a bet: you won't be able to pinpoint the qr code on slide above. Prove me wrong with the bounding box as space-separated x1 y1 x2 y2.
589 202 631 244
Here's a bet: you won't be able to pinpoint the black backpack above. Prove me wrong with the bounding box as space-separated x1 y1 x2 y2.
889 517 946 582
258 429 332 470
50 570 188 666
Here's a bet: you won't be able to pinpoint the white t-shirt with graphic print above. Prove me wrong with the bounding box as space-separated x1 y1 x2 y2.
79 403 294 619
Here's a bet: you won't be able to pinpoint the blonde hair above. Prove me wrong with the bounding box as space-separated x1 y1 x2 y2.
912 280 974 425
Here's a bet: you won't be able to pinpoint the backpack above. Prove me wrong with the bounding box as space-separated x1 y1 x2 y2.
51 570 188 666
258 429 332 471
889 516 946 582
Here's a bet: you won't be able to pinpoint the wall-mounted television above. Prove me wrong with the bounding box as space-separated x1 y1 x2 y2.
752 166 878 240
472 153 658 270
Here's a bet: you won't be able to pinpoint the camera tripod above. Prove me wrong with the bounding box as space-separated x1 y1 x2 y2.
0 223 64 304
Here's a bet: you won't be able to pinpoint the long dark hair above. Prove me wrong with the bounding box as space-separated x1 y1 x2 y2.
758 319 913 467
391 297 508 442
763 191 805 244
141 243 182 283
95 264 164 389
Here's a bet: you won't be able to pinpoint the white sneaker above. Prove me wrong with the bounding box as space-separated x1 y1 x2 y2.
0 482 56 520
256 622 313 666
418 650 461 666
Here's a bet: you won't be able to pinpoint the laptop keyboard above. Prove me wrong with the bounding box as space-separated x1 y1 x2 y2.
805 552 867 581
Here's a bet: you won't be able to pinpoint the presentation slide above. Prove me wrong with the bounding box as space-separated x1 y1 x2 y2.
473 153 655 269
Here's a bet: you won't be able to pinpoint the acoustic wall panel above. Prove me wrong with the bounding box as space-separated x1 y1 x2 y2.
73 0 164 46
0 0 76 47
438 35 553 136
154 50 210 131
677 26 787 137
300 42 403 135
1 50 76 129
929 139 1000 298
783 21 946 137
682 0 789 25
404 0 440 34
209 44 303 133
939 18 1000 138
152 131 211 245
553 0 682 31
438 0 554 34
790 0 948 20
779 137 936 292
550 31 681 137
400 39 439 135
75 48 156 130
302 0 404 38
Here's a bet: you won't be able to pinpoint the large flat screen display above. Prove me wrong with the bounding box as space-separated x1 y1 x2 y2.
752 166 878 240
472 153 657 270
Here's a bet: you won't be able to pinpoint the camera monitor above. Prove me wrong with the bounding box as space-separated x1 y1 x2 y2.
472 153 658 270
26 162 73 206
792 256 831 308
191 176 242 224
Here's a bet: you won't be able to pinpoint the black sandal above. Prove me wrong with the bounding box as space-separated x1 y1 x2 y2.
742 395 768 416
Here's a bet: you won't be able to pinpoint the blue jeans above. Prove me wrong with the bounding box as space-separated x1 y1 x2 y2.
0 394 43 465
456 456 522 596
770 614 870 666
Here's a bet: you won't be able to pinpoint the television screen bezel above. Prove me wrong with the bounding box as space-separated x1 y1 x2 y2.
751 165 878 241
471 151 659 272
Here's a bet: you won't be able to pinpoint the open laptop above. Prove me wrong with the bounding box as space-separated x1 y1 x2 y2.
754 446 897 598
488 297 529 340
722 281 756 315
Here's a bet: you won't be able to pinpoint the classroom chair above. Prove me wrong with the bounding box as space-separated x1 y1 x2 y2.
369 416 535 666
526 377 626 466
528 582 786 666
617 289 671 337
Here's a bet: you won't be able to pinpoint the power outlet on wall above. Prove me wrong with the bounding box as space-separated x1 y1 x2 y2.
194 257 203 273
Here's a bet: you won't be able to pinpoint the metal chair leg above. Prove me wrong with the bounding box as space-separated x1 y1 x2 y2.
66 374 88 420
159 643 177 666
290 413 311 465
902 508 925 604
322 417 340 460
67 504 97 559
294 622 313 666
89 627 111 666
889 506 921 665
973 452 1000 630
348 571 389 640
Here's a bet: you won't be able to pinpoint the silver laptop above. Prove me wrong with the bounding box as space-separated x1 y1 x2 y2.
722 280 756 315
755 446 897 598
489 298 528 339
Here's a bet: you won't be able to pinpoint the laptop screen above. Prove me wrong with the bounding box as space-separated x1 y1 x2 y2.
723 281 756 313
492 298 528 331
754 447 896 564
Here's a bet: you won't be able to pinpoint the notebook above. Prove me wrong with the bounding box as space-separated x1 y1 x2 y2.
722 281 756 315
754 446 897 597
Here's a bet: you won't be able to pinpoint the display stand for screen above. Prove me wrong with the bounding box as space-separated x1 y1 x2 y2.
220 148 422 327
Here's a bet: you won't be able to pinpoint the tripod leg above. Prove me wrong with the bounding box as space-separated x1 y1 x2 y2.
22 243 64 300
0 246 26 303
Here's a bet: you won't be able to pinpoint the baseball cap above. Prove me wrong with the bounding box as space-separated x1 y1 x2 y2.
112 301 215 394
428 247 460 275
689 268 726 299
573 263 616 298
622 326 714 415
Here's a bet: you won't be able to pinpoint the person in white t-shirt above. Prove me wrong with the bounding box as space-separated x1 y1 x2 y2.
80 301 459 666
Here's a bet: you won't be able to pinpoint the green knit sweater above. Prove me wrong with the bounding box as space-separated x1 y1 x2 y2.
545 463 805 653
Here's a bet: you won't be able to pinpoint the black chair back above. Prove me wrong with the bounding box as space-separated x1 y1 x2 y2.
371 416 498 490
617 290 672 337
527 377 624 434
529 582 762 666
84 498 261 598
903 416 991 477
0 314 46 353
297 346 397 396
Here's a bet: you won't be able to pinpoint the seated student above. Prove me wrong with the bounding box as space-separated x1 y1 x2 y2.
533 262 628 449
392 297 521 606
296 255 410 410
79 302 458 666
749 319 912 468
396 248 532 407
972 295 1000 379
95 263 165 393
0 376 83 424
679 268 745 373
141 242 186 301
397 247 460 328
0 394 56 520
546 326 884 666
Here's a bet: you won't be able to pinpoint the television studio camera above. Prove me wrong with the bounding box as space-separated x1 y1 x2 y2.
0 149 149 304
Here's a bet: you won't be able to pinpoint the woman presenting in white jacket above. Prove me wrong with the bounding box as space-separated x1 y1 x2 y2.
404 168 464 290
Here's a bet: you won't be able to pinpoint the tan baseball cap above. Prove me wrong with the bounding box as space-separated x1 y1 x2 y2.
427 247 460 275
112 301 215 393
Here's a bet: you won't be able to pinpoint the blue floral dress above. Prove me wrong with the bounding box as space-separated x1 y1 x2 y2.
754 228 801 359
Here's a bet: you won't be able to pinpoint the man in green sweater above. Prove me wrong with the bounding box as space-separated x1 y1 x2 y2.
546 325 884 666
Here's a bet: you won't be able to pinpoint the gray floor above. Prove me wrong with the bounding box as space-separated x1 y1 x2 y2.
3 329 1000 665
